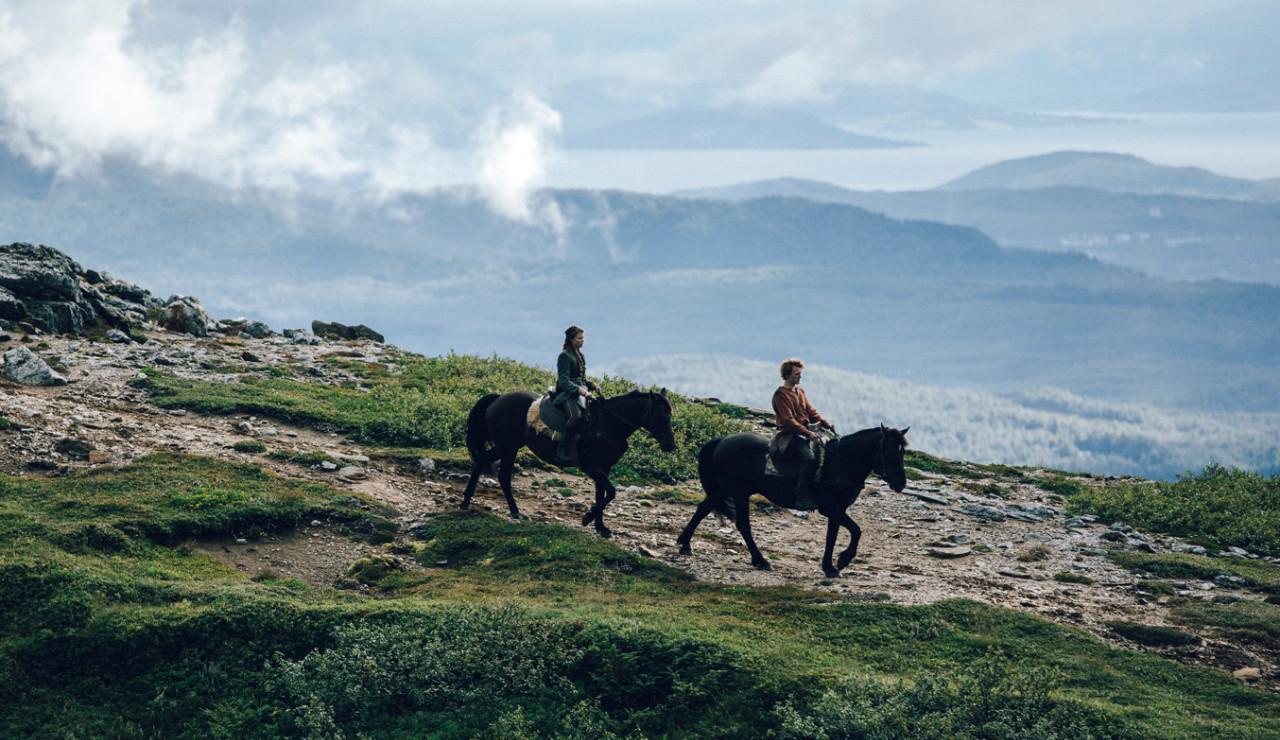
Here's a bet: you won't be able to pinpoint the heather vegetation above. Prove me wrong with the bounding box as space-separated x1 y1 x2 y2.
135 350 749 483
1070 464 1280 557
4 352 1280 737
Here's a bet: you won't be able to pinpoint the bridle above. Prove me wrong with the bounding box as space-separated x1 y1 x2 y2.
594 391 662 436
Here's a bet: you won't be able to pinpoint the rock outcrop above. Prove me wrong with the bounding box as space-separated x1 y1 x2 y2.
312 320 385 343
0 242 161 336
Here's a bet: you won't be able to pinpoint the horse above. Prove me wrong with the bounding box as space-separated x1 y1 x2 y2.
677 425 909 577
460 389 677 537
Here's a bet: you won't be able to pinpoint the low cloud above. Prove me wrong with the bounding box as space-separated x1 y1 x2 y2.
0 0 566 230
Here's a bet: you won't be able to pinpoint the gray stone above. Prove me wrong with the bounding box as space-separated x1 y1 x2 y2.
106 329 133 343
158 297 210 337
954 503 1006 522
338 466 367 481
312 320 385 343
241 320 271 338
1171 542 1209 556
906 489 951 506
3 346 67 386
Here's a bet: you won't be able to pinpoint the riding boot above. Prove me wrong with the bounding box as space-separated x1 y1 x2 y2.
554 432 573 466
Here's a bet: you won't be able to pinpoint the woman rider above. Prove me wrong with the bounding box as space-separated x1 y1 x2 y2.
553 325 601 465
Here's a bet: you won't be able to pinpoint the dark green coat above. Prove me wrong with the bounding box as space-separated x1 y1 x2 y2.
553 350 592 406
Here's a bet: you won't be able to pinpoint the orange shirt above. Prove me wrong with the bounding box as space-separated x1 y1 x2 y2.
771 385 828 435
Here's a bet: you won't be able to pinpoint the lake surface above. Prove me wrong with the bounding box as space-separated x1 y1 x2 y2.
545 112 1280 193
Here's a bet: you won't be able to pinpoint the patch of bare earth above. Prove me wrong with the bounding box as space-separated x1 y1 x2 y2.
3 331 1274 692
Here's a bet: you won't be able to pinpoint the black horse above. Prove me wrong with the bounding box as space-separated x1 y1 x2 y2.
677 425 909 577
461 389 676 537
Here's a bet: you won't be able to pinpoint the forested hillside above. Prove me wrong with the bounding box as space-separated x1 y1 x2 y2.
610 355 1280 480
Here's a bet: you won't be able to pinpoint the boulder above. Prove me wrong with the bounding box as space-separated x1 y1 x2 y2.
3 345 67 386
312 320 385 343
158 297 211 337
0 243 147 335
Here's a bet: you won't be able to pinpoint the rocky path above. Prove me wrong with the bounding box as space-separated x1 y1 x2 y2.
2 328 1275 691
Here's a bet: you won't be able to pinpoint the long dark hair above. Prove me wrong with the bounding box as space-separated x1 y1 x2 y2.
562 325 586 376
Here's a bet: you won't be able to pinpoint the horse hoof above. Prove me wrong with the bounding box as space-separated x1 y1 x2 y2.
678 544 692 556
458 502 470 511
510 512 527 521
753 560 773 571
837 552 857 570
580 512 594 527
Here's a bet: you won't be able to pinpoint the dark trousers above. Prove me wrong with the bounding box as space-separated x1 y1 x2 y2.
796 437 819 485
561 399 583 434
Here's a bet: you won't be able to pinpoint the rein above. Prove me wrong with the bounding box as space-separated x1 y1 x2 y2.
821 428 888 487
594 391 656 435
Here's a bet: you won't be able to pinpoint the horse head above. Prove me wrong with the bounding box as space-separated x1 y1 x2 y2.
875 424 910 492
643 388 677 452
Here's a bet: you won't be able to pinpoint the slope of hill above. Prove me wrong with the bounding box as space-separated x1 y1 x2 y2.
673 165 1280 286
4 307 1280 735
3 153 1279 422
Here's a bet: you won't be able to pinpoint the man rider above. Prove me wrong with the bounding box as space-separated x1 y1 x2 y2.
771 358 835 509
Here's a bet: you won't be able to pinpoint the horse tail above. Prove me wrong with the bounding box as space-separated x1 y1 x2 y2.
697 438 735 518
466 394 500 473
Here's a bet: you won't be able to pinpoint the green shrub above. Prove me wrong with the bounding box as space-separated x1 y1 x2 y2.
270 605 591 735
1068 464 1280 557
232 440 267 453
1137 580 1176 596
774 653 1133 739
1107 620 1200 647
1053 572 1095 585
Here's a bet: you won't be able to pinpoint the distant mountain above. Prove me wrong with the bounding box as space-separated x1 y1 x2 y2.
673 153 1280 286
563 104 917 150
2 149 1278 428
937 151 1280 201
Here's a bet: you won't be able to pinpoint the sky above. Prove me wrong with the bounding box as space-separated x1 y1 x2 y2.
0 0 1275 218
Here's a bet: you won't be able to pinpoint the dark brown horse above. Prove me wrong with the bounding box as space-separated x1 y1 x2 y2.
461 389 676 537
677 425 909 577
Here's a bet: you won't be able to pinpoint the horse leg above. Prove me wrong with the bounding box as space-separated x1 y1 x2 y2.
497 453 524 520
580 470 615 538
822 517 844 577
835 513 862 572
677 496 721 555
460 445 498 510
732 494 771 570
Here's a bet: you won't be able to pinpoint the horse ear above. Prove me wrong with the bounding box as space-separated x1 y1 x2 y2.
660 387 668 397
902 426 910 435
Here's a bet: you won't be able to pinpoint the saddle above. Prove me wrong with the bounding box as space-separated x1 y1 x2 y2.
527 392 588 441
765 426 827 482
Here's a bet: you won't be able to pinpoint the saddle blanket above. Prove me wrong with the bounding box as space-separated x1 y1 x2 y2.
528 395 564 440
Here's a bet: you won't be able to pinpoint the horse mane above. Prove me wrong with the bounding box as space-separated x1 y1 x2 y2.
614 388 672 412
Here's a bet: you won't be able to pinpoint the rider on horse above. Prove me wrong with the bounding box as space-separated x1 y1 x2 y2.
771 358 835 509
553 325 602 465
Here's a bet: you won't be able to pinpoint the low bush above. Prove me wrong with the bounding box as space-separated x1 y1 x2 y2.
774 652 1134 739
1068 463 1280 557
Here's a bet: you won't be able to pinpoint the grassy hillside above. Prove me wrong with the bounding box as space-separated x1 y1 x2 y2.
4 350 1280 737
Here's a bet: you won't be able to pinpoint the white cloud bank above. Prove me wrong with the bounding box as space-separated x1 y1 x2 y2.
0 0 563 228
